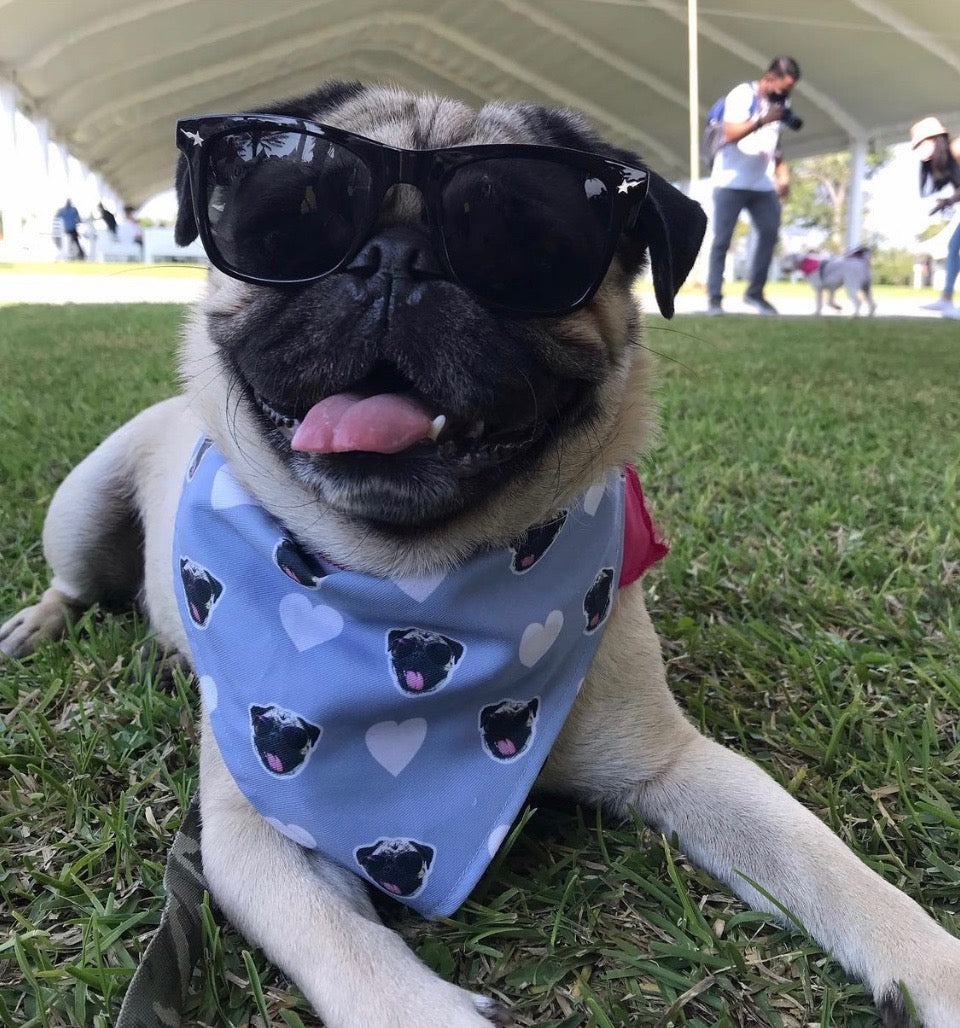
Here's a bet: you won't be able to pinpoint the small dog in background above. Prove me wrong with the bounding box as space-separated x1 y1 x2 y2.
783 246 876 316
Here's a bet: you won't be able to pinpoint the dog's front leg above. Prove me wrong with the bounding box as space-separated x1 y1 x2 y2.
199 712 510 1028
541 588 960 1027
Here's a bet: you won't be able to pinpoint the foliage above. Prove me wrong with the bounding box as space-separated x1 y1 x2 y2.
1 307 959 1026
870 248 915 286
782 149 889 252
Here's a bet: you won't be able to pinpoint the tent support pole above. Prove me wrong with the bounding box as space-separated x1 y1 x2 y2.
846 136 867 251
688 0 699 189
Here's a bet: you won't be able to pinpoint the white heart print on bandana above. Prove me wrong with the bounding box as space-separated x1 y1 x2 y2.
199 674 218 712
279 593 344 652
265 817 317 849
211 466 256 510
392 572 447 603
583 481 606 516
519 610 564 667
365 718 428 776
487 824 511 858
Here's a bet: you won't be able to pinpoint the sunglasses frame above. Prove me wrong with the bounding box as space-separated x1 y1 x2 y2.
176 112 651 316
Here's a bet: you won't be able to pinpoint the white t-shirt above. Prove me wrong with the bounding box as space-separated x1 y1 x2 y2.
117 218 142 245
711 81 782 191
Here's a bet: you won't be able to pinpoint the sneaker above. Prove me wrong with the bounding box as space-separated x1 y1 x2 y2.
706 299 724 316
744 294 779 316
942 305 960 320
921 297 956 313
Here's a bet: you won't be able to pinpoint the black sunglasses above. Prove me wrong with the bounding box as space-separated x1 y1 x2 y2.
176 113 651 316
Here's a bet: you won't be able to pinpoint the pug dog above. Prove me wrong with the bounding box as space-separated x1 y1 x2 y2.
479 698 540 761
386 627 465 695
582 566 615 633
355 838 435 899
249 703 322 777
2 80 960 1028
178 557 224 629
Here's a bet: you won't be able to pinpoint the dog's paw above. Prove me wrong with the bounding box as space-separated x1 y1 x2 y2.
873 934 960 1028
0 589 75 659
474 995 514 1026
327 981 511 1028
138 642 192 691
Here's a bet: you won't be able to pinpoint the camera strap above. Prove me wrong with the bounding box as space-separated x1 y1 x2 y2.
116 794 205 1028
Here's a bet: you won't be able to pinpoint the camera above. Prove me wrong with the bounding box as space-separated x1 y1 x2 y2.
768 92 803 131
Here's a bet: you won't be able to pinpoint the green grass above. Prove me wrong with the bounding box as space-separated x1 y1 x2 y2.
1 305 958 1027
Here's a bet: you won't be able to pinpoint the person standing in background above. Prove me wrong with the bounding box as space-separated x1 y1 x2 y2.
911 116 960 319
706 56 801 316
97 202 118 238
117 205 144 256
55 198 85 260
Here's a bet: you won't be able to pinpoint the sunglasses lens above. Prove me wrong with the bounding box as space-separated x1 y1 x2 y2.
440 157 614 313
203 130 372 281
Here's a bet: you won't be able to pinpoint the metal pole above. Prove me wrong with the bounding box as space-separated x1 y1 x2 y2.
688 0 699 187
846 137 867 251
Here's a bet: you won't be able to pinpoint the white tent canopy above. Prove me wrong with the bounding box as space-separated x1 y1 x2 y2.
2 0 959 208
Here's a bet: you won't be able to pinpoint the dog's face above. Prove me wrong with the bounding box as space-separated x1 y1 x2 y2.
583 567 615 633
273 537 326 588
249 703 322 776
480 698 540 760
355 837 434 897
387 628 464 695
176 81 705 573
179 556 224 628
508 512 567 573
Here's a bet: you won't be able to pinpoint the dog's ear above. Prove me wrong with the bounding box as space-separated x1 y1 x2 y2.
444 636 465 663
174 153 199 246
208 573 224 602
305 721 321 745
355 844 375 864
528 698 540 717
250 704 268 721
414 842 435 869
387 629 404 649
633 171 707 318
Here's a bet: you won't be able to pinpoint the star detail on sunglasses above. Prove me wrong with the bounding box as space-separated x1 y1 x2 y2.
181 128 203 147
618 178 643 194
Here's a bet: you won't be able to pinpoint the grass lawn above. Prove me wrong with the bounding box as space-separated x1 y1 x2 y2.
1 304 958 1027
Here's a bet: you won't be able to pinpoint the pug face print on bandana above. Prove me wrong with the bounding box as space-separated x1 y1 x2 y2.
173 439 666 918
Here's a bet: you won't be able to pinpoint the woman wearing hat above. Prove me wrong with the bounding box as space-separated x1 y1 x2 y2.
911 116 960 318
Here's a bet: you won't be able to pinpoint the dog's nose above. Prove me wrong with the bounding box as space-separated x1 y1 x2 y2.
346 224 444 281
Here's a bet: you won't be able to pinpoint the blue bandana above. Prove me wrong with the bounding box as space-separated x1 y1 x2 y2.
174 439 627 918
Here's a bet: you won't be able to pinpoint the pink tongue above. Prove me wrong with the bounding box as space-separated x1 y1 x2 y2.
291 392 434 454
497 739 517 757
405 670 425 691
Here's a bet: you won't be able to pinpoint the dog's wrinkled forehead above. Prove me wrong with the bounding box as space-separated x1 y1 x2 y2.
304 84 584 149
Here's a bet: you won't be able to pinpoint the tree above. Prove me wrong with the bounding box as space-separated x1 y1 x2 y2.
781 148 889 253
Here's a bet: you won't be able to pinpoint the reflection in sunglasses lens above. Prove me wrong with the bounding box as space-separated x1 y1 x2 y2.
205 130 371 281
440 158 613 313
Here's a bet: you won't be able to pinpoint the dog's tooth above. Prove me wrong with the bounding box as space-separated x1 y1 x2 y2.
428 414 447 442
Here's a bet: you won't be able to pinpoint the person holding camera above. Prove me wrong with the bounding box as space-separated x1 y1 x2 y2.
910 116 960 319
706 56 802 316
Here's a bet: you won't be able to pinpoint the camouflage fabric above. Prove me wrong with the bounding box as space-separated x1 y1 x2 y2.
117 795 205 1028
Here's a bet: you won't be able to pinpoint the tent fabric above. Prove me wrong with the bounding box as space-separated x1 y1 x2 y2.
2 0 959 204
